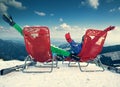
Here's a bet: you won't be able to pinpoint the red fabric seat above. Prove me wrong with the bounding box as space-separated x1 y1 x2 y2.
78 29 107 62
23 26 52 62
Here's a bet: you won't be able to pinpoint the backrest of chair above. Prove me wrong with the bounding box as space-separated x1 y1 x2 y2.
23 26 52 62
78 29 107 62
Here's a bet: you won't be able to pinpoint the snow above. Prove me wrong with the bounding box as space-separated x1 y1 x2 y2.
0 59 120 87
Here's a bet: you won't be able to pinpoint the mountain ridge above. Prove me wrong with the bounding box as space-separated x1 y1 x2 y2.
0 39 120 61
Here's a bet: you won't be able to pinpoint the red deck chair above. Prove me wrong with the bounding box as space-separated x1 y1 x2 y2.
22 26 57 73
69 26 115 72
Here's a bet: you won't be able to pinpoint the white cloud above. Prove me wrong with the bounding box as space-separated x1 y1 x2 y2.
34 11 46 16
0 0 26 14
0 25 4 29
0 24 119 46
5 0 26 9
50 23 85 41
51 23 120 46
109 8 116 12
50 13 54 16
0 26 23 39
24 25 30 27
118 7 120 11
80 0 99 9
60 23 71 29
0 2 8 13
34 11 54 17
59 18 63 22
88 0 99 9
81 1 86 5
109 7 120 12
105 26 120 46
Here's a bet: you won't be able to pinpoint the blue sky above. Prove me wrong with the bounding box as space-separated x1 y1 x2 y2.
0 0 120 45
0 0 120 27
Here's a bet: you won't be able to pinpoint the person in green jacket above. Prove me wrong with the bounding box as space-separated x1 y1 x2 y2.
2 14 71 59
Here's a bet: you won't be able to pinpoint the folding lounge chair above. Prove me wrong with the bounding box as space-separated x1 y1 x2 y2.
69 26 115 72
22 26 57 73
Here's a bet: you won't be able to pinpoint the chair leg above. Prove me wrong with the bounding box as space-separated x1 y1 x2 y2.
22 56 54 73
42 59 58 68
68 60 77 67
55 59 59 68
22 55 31 70
78 59 105 72
77 62 89 67
68 60 89 67
43 55 59 68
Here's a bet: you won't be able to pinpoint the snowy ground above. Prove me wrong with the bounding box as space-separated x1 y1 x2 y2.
0 59 120 87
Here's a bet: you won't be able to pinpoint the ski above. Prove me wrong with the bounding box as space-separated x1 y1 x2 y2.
107 66 120 74
0 65 21 75
0 62 32 75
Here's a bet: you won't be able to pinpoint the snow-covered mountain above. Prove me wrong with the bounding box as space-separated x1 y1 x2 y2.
0 39 27 61
0 39 120 61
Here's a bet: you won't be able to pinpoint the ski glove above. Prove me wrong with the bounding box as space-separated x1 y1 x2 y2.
65 32 72 43
2 14 15 26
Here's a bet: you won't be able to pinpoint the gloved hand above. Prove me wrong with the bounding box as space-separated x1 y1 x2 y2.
65 32 72 43
2 14 15 26
104 26 115 32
